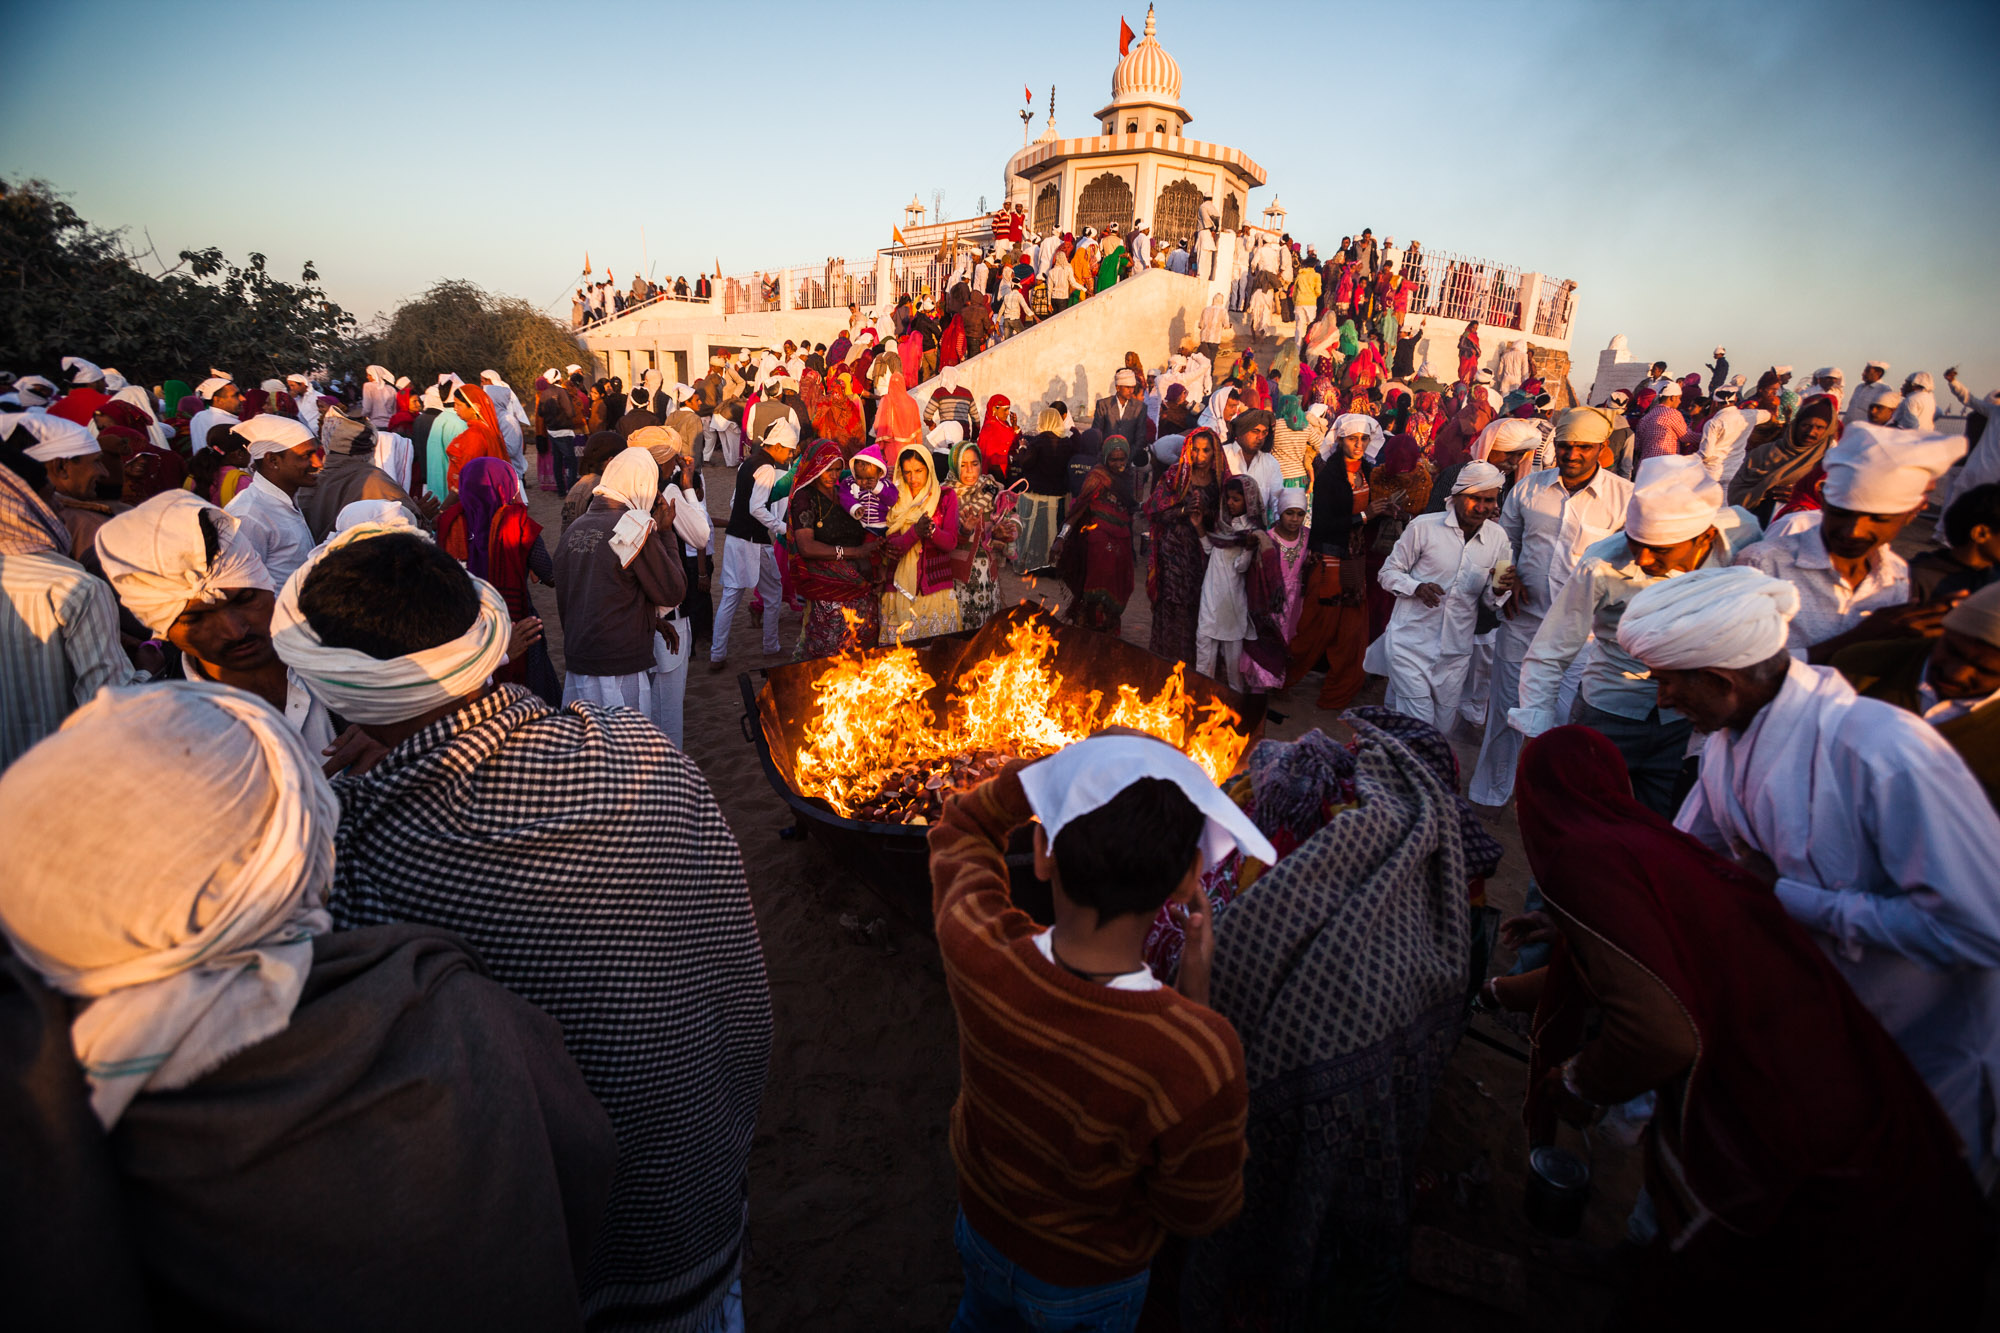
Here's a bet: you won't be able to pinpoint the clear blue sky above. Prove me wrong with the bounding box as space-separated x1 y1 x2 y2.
6 0 1995 394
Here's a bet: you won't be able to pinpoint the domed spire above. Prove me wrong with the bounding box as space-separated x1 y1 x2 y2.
1105 3 1184 117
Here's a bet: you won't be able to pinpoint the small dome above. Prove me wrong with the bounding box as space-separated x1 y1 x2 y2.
1108 6 1181 110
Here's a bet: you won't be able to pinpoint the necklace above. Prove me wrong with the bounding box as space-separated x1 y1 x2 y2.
1048 936 1132 981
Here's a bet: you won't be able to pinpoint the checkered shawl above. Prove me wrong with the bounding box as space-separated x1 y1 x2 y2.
328 686 772 1331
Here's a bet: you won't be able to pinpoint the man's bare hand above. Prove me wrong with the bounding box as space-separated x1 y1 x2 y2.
507 615 544 662
322 724 390 777
1415 581 1446 608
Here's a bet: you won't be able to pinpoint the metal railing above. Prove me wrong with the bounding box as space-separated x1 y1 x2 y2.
1533 278 1578 340
576 286 713 331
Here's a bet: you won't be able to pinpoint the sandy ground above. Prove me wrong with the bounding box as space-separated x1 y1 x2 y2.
520 438 1973 1330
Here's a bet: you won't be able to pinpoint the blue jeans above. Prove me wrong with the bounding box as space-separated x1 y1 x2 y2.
950 1212 1149 1333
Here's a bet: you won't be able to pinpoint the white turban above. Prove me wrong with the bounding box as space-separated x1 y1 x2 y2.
232 413 315 460
543 367 563 384
18 413 100 463
0 681 335 1128
1616 566 1799 671
1820 423 1966 515
333 499 423 537
1017 734 1276 872
1943 581 2000 650
195 375 233 399
394 376 411 391
1451 460 1506 495
1472 418 1543 459
101 368 128 392
271 523 512 725
13 375 56 406
479 369 505 385
61 356 104 385
763 417 800 452
593 448 660 567
364 364 394 385
1626 455 1724 547
96 492 274 635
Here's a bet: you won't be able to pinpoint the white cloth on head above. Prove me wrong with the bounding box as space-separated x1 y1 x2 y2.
196 375 232 398
1451 460 1505 494
1616 565 1798 670
1626 454 1724 546
763 417 799 452
271 522 512 724
13 375 56 406
1016 734 1276 872
1819 423 1966 514
232 413 314 460
365 365 394 384
1470 418 1542 461
0 681 335 1128
333 499 422 537
1327 413 1382 463
61 356 104 385
18 413 99 462
593 448 660 567
95 491 274 635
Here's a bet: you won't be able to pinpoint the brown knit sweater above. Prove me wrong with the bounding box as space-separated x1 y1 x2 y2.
928 765 1248 1286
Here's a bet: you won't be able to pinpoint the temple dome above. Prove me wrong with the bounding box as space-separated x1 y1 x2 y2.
1107 7 1182 112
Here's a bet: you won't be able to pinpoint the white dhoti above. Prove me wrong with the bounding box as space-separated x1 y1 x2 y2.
1456 627 1497 731
711 535 780 661
1469 609 1571 805
563 622 692 749
703 418 742 467
1382 633 1475 732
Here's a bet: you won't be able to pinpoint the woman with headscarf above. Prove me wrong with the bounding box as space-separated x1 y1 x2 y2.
814 364 867 454
974 393 1017 475
878 443 961 643
1144 426 1226 665
788 440 882 657
444 384 510 495
1492 727 1983 1325
1093 232 1131 293
1053 438 1136 635
1456 320 1481 383
1728 393 1837 523
948 441 1015 631
873 371 923 453
1011 406 1074 572
438 456 559 704
1198 385 1241 436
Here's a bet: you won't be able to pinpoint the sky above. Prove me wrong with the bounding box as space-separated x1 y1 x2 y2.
5 0 1997 395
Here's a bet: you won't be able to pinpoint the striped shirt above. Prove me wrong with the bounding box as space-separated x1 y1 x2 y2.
929 765 1247 1285
0 551 135 768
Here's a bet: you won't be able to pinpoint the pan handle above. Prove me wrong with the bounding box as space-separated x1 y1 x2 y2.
739 710 757 745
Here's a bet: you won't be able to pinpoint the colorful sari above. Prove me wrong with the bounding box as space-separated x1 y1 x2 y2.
879 444 962 644
437 456 559 703
1059 457 1136 636
811 368 867 452
1243 522 1309 690
950 445 1006 630
1144 428 1225 665
791 442 881 658
446 384 510 494
974 394 1017 474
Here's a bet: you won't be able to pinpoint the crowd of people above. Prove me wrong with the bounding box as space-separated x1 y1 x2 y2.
3 206 1999 1329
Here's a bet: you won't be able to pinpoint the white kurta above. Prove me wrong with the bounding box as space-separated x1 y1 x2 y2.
371 431 413 492
1732 513 1907 656
360 379 397 429
1676 658 2000 1169
224 472 315 590
1375 508 1512 729
186 406 239 453
1196 525 1255 643
1697 404 1767 488
1470 466 1632 804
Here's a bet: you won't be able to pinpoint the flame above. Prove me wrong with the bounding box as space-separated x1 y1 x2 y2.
790 615 1249 818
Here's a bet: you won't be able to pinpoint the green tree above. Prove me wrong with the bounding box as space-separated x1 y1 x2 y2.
0 177 355 387
342 280 591 404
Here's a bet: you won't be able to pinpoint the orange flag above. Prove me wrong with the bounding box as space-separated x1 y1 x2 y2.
893 226 907 245
1024 84 1033 105
583 250 591 274
1118 17 1134 54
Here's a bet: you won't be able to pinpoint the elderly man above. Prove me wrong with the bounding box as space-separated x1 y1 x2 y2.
0 451 136 766
1468 408 1633 805
224 415 323 589
186 372 241 453
1736 423 1963 662
709 418 798 671
271 525 773 1329
1835 582 2000 810
15 414 121 561
1619 565 2000 1176
1510 455 1759 815
1091 369 1156 459
1373 460 1513 730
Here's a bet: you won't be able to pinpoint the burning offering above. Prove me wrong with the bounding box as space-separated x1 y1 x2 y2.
788 608 1251 824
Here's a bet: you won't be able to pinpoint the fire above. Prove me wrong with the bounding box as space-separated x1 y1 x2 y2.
791 615 1250 819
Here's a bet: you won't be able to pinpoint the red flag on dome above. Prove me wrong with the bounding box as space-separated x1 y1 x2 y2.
1024 84 1033 104
1119 17 1134 54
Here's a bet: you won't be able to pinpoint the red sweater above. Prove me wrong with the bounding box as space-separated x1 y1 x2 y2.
928 765 1248 1285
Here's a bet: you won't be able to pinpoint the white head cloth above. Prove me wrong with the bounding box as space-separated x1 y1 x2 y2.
479 369 505 385
1626 455 1724 546
1820 423 1966 514
271 523 511 724
1016 734 1277 871
1616 566 1800 671
764 417 800 452
259 378 286 397
13 374 56 405
1472 418 1542 460
95 491 274 635
62 356 105 385
364 364 394 385
18 412 100 462
0 681 335 1128
333 499 422 537
232 413 314 460
195 375 232 399
101 368 128 392
593 447 660 567
1451 460 1506 495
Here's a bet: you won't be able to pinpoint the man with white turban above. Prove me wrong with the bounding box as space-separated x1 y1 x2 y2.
0 451 136 766
1618 565 2000 1174
16 413 119 561
0 680 619 1326
1844 360 1893 425
1695 382 1768 490
1734 423 1962 661
359 366 397 431
1370 459 1513 729
187 372 241 454
270 524 772 1328
1509 454 1761 814
1892 371 1937 431
223 414 323 589
1936 369 2000 541
709 417 798 670
1468 409 1632 805
284 372 320 436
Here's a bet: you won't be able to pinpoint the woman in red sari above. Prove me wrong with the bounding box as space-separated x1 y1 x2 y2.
437 455 560 703
446 383 510 494
973 394 1016 474
1053 438 1136 636
1497 727 1983 1328
810 367 867 453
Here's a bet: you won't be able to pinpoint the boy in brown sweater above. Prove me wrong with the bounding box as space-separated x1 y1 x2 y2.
929 733 1263 1332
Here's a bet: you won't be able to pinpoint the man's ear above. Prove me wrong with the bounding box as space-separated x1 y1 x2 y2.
1032 823 1055 884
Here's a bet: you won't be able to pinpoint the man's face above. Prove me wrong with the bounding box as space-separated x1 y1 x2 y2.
212 384 241 414
1797 415 1830 448
1627 528 1716 579
1926 629 2000 702
46 451 108 500
1237 424 1269 453
1754 385 1781 412
169 587 278 675
1553 438 1600 484
1820 502 1918 561
1862 366 1884 384
1650 666 1744 733
263 442 323 490
1452 487 1501 533
1867 402 1896 425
